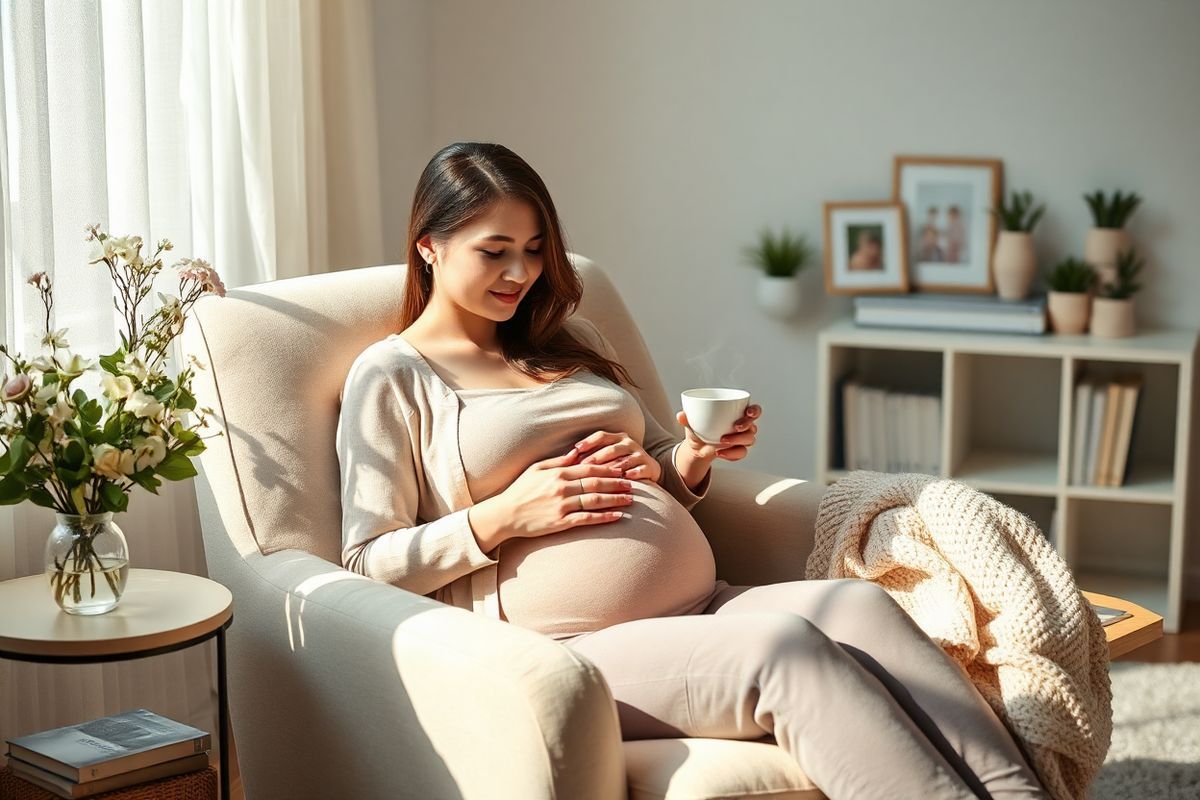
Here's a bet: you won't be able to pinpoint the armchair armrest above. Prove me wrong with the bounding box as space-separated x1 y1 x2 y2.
692 466 828 586
234 546 626 799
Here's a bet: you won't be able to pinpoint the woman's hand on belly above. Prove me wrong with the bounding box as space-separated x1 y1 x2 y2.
572 430 662 484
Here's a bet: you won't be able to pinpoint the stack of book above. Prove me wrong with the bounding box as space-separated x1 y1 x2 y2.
1070 374 1144 486
853 293 1047 335
4 708 210 799
835 376 942 474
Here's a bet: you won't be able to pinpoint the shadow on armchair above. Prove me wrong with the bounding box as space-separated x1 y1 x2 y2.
182 255 829 799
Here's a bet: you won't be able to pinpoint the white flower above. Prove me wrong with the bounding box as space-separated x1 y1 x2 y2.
88 237 121 264
26 272 50 291
30 355 57 372
1 373 32 402
125 389 163 419
47 397 75 427
92 443 136 479
156 292 186 334
40 328 70 350
118 353 149 382
55 353 94 379
107 235 142 262
132 435 167 472
101 373 135 401
31 382 59 412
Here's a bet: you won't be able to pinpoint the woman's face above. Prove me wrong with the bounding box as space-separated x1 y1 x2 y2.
417 198 545 321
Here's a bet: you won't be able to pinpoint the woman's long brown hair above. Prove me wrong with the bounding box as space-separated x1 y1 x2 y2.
401 142 639 390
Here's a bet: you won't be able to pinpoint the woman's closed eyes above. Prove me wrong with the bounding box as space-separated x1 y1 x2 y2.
481 248 542 259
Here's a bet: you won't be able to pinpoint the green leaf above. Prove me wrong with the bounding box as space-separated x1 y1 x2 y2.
176 386 196 411
63 437 87 469
155 451 198 481
3 435 32 474
0 476 28 504
152 380 176 403
102 413 124 444
80 400 103 425
28 487 57 508
131 469 162 495
70 483 87 513
101 482 129 512
55 464 91 484
26 414 45 446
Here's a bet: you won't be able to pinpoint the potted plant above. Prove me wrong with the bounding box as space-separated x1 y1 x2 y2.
1091 248 1144 339
743 226 813 319
990 189 1045 300
1044 257 1096 334
0 226 225 615
1083 189 1141 287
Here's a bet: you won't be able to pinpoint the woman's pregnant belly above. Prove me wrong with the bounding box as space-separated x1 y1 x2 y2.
496 478 718 639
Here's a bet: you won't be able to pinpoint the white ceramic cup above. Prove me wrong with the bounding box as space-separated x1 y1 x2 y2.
680 388 751 445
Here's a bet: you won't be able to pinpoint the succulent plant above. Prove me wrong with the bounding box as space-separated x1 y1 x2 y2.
991 190 1045 232
1045 257 1096 293
742 226 813 278
1099 248 1145 300
1084 189 1142 229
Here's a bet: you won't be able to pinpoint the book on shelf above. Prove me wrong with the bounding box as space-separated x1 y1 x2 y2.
5 708 211 783
5 752 210 799
836 376 941 474
1071 373 1144 487
852 293 1047 335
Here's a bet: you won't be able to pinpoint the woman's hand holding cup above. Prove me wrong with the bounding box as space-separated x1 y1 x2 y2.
679 389 761 463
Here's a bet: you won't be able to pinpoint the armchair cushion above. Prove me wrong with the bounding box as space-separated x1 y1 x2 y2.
624 738 822 800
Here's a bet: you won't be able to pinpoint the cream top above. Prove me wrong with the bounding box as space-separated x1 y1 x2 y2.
335 316 715 628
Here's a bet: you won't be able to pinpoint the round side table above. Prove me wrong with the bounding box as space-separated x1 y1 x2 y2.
0 569 234 800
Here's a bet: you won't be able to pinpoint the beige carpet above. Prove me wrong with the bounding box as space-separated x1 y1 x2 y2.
1088 661 1200 799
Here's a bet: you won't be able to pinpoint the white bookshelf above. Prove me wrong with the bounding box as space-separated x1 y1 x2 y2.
816 318 1197 633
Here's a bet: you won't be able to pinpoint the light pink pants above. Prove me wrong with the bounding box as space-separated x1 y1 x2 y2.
562 579 1048 800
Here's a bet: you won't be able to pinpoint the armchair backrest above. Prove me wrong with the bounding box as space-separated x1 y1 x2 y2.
180 253 683 563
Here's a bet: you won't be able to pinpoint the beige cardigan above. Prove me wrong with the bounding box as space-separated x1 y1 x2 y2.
806 470 1112 800
335 316 712 620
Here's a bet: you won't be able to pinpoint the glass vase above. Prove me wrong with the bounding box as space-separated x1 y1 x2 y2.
44 512 130 615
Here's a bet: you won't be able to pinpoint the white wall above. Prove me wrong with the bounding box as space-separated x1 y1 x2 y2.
373 0 1200 587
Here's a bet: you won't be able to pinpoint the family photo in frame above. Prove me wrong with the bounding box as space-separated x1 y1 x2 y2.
893 155 1003 293
823 201 909 295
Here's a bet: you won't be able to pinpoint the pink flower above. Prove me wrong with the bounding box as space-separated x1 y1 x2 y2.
1 373 33 403
177 258 226 297
26 272 49 291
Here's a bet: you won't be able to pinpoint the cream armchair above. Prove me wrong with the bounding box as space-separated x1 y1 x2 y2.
182 255 830 800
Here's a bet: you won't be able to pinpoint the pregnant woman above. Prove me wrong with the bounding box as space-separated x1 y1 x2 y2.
336 142 1048 800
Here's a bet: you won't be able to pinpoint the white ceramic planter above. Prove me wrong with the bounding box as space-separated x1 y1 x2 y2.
1047 291 1091 335
1090 297 1135 338
1083 227 1129 290
757 273 801 318
992 231 1037 300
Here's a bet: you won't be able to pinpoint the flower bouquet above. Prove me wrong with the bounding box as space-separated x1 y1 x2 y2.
0 225 225 613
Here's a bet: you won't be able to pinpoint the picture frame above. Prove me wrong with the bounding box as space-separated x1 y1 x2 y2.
893 155 1003 293
823 201 910 295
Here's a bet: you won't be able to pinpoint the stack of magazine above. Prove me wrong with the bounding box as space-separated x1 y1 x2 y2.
4 708 210 799
853 293 1047 335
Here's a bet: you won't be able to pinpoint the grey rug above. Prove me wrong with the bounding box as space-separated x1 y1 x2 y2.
1088 661 1200 799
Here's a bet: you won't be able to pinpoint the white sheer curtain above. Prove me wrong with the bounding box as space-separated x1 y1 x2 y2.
0 0 383 791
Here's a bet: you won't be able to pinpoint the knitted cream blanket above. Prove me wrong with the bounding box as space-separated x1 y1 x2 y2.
804 471 1112 800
